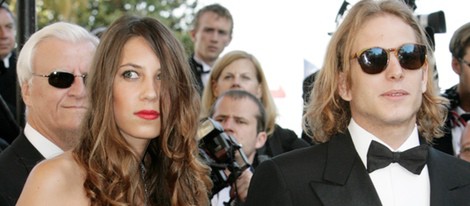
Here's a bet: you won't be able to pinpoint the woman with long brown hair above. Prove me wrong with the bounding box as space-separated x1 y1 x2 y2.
17 15 211 206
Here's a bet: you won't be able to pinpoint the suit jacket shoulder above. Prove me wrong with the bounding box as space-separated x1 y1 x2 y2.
0 132 44 206
428 147 470 205
246 132 381 206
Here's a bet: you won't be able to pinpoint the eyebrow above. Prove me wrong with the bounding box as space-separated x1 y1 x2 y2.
119 63 143 69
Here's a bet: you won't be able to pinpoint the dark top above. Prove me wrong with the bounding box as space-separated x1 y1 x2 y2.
433 85 459 155
0 132 45 206
188 54 205 95
258 124 310 159
0 51 22 143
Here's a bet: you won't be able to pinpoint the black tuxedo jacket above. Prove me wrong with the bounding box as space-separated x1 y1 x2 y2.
246 131 470 206
0 132 44 206
188 55 204 95
0 51 18 118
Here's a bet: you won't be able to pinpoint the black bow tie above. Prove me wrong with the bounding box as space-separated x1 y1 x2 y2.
367 140 428 175
461 113 470 122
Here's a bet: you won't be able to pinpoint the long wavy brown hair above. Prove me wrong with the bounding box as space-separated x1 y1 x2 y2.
303 0 448 143
73 15 211 206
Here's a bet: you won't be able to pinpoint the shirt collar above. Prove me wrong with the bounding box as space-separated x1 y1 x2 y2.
348 118 421 168
24 123 64 159
193 55 212 73
2 52 12 69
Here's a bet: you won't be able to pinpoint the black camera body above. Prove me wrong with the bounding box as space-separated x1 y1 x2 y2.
197 117 251 197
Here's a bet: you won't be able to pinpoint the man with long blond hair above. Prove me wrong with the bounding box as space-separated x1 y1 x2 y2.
246 0 470 205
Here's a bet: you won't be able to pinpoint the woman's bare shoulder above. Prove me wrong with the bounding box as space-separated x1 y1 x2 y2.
16 151 89 206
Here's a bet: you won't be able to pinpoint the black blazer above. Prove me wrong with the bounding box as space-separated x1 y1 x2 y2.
0 132 45 206
259 124 309 158
0 51 18 116
246 131 470 206
188 55 204 95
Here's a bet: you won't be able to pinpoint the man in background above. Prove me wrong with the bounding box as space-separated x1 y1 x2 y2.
0 22 98 206
434 22 470 156
209 90 267 206
189 3 233 94
0 3 20 142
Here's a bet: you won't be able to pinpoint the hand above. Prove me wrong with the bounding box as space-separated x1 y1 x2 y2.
230 168 253 202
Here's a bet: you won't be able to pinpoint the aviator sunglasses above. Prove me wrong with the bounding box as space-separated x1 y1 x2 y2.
351 43 427 74
32 71 86 89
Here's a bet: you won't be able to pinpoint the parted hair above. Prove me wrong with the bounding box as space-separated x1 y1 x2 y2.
303 0 448 143
73 15 211 206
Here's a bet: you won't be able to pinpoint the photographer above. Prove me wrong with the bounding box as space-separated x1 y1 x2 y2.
207 90 267 206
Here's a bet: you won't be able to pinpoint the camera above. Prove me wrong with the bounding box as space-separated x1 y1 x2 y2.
197 117 251 197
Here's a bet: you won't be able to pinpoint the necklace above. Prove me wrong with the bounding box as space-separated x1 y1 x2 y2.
140 163 148 206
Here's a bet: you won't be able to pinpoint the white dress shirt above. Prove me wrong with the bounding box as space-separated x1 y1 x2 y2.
2 52 11 69
211 186 231 206
452 106 467 155
348 119 430 206
24 123 64 159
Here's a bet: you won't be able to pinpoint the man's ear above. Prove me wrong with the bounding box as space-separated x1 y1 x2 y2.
189 29 196 42
338 72 351 101
21 82 32 107
255 131 267 149
451 57 462 75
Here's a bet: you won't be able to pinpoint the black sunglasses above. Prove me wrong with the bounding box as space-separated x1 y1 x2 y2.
32 71 86 89
351 43 427 75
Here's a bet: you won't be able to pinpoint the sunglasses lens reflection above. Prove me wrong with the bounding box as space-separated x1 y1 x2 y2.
398 44 426 70
359 48 388 74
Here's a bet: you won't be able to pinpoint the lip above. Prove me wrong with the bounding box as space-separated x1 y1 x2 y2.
63 105 88 109
207 46 218 52
381 89 409 99
135 110 160 120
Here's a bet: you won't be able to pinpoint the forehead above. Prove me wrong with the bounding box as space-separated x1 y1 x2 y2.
353 14 417 50
198 11 232 27
222 59 257 74
33 38 96 72
214 96 259 119
0 8 14 24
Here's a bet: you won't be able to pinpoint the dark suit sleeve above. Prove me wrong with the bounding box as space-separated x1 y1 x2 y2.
245 159 293 206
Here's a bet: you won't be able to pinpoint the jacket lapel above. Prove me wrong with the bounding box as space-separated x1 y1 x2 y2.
309 131 382 206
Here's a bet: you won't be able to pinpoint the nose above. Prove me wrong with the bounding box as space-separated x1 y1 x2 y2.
141 77 158 101
67 75 87 98
230 76 241 88
209 31 220 42
221 119 235 134
386 54 404 80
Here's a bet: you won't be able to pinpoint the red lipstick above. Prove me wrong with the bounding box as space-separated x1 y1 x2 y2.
135 110 160 120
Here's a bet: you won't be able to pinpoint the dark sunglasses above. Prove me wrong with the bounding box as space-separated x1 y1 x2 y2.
32 71 86 89
351 43 427 74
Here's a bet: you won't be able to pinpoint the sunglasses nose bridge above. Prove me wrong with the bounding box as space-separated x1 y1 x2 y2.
386 48 402 67
71 75 87 87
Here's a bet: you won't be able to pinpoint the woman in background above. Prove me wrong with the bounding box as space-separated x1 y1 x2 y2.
201 50 308 160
